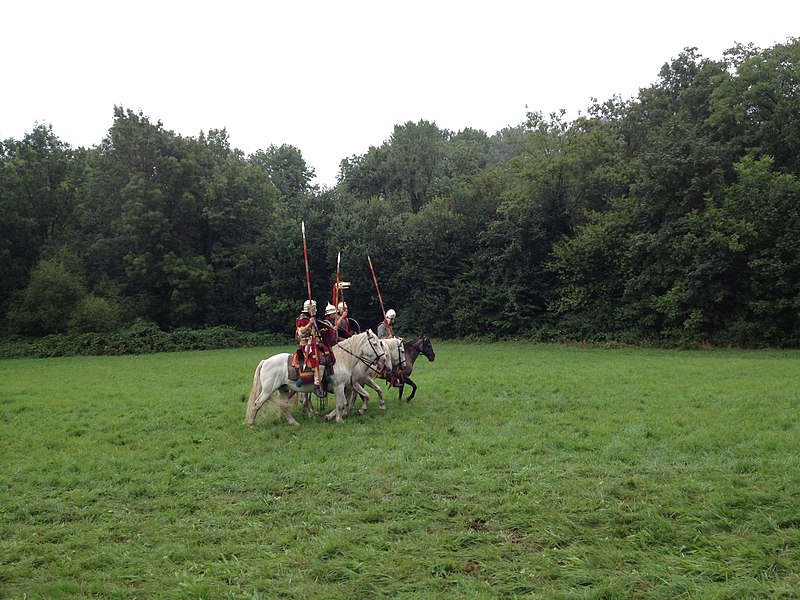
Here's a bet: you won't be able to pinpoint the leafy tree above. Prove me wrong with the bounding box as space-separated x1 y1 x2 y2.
7 255 86 335
720 156 800 345
338 145 392 199
0 125 79 314
387 120 445 212
250 144 315 200
710 38 800 175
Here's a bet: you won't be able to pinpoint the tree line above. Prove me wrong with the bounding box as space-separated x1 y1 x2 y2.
2 39 799 348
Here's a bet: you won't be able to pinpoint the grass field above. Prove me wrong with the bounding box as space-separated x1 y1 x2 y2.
1 342 799 599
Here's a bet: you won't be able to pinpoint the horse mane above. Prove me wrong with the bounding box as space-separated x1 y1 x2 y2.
332 330 376 371
335 330 370 352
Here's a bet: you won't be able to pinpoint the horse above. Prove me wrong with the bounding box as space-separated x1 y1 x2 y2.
301 338 391 419
339 340 396 416
368 335 435 403
245 330 387 426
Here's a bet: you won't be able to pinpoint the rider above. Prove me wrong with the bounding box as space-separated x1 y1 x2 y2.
377 308 396 339
320 304 339 351
293 299 329 398
376 308 402 387
335 301 353 340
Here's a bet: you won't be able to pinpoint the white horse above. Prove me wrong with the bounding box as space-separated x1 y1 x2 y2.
300 337 395 419
245 330 387 426
345 337 405 415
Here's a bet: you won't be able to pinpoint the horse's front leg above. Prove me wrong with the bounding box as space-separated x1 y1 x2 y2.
350 382 370 415
345 384 356 411
365 376 385 410
404 377 418 402
333 385 349 422
298 392 315 417
323 385 347 422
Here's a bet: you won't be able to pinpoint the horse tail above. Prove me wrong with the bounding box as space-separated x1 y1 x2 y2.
245 360 264 426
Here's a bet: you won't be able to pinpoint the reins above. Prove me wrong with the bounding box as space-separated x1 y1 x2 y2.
336 333 386 374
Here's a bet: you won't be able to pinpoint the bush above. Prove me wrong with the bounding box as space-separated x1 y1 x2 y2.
0 321 291 359
67 294 125 334
7 258 85 336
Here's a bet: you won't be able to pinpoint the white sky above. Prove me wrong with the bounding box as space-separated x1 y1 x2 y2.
2 1 797 187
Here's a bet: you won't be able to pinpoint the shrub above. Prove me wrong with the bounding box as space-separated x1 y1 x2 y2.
0 321 291 359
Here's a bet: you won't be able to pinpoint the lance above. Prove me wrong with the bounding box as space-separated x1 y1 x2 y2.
368 254 392 337
333 251 341 309
301 222 322 388
336 251 349 311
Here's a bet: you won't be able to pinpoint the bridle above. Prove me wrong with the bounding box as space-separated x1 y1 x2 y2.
337 332 387 374
393 338 407 372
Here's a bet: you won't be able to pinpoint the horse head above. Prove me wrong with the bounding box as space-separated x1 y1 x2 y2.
364 329 388 373
421 335 435 362
380 337 404 372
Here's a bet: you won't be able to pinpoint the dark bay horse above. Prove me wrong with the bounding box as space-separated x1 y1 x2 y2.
377 335 435 402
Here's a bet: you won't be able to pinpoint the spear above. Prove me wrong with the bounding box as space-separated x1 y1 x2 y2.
333 251 341 309
336 251 349 313
368 254 392 337
301 222 322 388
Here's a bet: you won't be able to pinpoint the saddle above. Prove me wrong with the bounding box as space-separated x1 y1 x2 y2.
287 354 333 390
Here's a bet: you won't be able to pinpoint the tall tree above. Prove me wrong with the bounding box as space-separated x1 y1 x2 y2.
0 125 79 313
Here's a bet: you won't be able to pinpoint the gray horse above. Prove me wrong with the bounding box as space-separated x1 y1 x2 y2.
245 330 387 426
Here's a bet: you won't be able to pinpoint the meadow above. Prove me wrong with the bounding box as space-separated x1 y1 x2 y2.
1 342 799 599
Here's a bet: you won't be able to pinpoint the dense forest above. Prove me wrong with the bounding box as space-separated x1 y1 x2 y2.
2 40 799 349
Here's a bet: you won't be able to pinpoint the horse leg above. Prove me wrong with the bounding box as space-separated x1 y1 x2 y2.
324 406 338 421
330 385 348 422
323 389 340 421
345 384 356 411
350 382 370 415
404 377 417 402
297 392 315 417
365 376 385 410
246 389 268 426
277 390 301 426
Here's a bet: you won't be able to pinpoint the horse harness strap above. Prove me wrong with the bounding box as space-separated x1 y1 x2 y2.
335 336 386 373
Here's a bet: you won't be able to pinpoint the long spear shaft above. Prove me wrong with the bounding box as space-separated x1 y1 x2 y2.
333 251 341 309
337 251 346 309
301 222 321 385
302 223 313 304
368 255 391 336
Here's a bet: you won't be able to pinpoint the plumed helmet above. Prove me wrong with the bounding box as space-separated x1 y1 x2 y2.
325 303 336 316
337 301 347 312
302 299 317 313
385 309 396 320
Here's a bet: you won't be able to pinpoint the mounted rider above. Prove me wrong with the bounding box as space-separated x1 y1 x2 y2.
320 303 339 350
377 308 396 339
376 308 403 387
335 301 353 339
292 299 335 398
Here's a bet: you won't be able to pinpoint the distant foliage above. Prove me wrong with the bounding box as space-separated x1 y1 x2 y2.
2 39 800 348
0 320 290 359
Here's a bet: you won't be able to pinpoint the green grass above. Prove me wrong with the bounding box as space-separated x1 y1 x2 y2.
2 342 800 599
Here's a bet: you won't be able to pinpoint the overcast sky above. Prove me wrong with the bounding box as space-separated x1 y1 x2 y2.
3 1 798 186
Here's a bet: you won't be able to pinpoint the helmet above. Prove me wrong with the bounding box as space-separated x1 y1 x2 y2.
385 309 396 320
337 301 347 312
302 299 317 313
325 303 336 316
